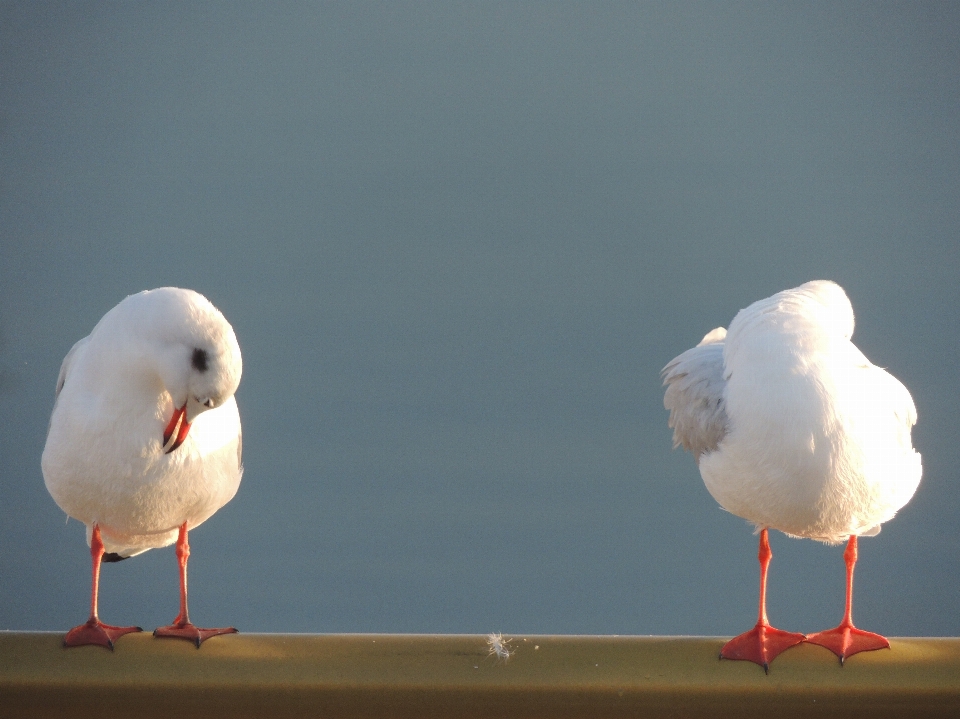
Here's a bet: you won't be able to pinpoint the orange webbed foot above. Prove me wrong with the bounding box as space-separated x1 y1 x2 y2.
805 623 889 665
64 619 143 649
720 622 806 673
154 622 238 648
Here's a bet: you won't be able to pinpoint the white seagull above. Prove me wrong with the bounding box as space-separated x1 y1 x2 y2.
42 288 243 649
662 280 921 670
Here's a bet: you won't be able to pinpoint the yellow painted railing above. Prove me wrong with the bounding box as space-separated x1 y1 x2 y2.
1 632 959 718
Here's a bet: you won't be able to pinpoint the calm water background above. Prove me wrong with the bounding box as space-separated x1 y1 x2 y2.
1 3 958 637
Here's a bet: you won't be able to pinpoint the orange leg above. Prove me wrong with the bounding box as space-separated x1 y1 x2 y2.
64 525 142 649
153 523 238 648
805 535 889 664
720 529 805 672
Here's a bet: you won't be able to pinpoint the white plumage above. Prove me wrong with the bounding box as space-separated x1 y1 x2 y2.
663 280 921 668
43 287 242 555
663 280 921 544
42 287 243 648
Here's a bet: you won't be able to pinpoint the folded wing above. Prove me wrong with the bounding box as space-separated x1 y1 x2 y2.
662 328 728 464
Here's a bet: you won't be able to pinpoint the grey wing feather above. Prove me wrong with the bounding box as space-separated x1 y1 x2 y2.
48 335 90 438
661 329 728 463
55 336 90 399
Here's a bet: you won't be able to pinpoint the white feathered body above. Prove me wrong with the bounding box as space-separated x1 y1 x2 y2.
664 281 921 544
42 289 243 557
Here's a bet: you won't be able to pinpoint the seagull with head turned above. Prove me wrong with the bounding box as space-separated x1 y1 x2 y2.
662 280 922 671
42 287 244 649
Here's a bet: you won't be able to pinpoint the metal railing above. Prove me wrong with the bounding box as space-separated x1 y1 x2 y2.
1 632 959 718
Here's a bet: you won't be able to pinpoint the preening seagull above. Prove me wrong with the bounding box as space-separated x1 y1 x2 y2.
662 281 922 670
42 288 243 649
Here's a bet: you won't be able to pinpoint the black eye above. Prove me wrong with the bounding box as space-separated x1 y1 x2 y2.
191 348 209 372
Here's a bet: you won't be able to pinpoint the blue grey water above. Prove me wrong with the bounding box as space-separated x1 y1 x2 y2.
1 3 958 638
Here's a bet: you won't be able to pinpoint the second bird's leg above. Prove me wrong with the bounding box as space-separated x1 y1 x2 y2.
805 535 889 664
153 522 238 648
719 528 805 672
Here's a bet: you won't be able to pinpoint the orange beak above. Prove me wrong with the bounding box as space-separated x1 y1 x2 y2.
162 403 192 454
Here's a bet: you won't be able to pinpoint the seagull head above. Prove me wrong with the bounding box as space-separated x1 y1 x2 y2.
115 288 242 454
